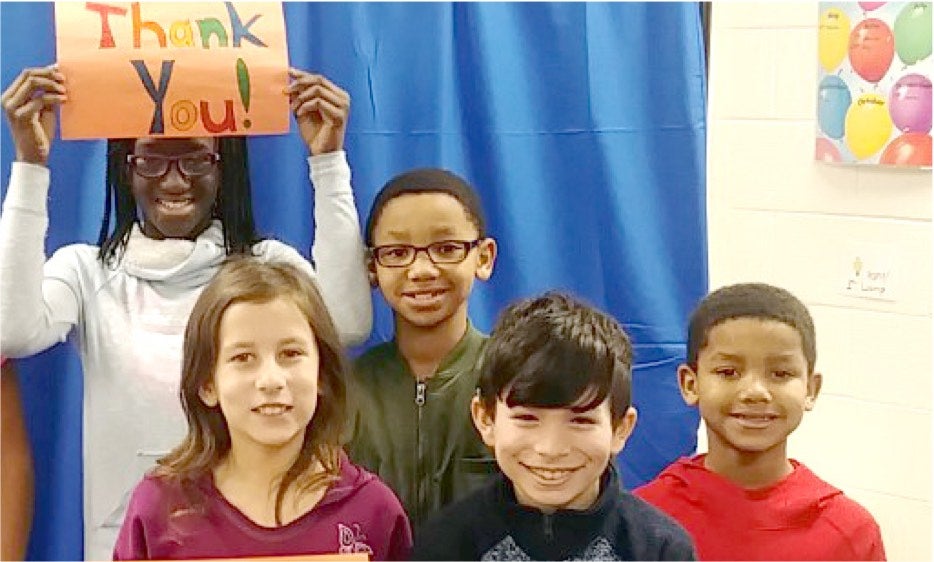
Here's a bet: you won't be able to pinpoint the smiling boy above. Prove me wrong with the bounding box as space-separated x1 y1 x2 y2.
347 168 498 528
412 292 696 561
635 283 885 560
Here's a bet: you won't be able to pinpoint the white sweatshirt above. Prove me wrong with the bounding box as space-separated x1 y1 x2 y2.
0 152 372 560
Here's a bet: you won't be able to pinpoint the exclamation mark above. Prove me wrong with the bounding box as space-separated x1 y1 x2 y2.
237 58 251 129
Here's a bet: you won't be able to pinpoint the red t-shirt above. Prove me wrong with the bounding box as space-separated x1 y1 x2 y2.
635 455 886 561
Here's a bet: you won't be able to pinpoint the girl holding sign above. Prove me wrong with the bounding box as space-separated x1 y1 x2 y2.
113 258 411 560
0 64 372 561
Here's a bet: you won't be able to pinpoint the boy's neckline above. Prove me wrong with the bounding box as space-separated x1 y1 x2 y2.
699 450 796 490
396 314 472 380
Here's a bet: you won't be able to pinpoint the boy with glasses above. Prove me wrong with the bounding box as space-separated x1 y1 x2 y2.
347 168 498 529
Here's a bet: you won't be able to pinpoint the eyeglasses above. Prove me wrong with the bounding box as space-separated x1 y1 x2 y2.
126 153 221 179
370 240 481 268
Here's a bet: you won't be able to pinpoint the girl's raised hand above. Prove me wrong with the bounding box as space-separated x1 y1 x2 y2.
1 65 66 166
286 69 350 156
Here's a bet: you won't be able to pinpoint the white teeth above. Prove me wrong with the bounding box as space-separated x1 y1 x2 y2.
159 199 192 209
528 467 575 481
255 405 287 416
409 290 443 300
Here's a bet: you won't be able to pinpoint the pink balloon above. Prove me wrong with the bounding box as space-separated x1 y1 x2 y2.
889 74 932 133
859 2 886 11
879 133 932 166
815 137 842 162
849 18 895 83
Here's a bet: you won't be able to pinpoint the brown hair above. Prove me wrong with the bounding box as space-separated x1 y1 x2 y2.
155 257 347 525
478 291 633 426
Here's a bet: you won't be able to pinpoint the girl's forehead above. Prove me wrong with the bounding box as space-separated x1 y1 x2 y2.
134 137 216 153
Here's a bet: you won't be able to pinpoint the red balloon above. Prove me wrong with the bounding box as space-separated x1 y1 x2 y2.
815 137 842 162
879 133 932 166
848 18 895 83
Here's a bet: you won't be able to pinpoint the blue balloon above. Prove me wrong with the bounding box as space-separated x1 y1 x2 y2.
818 75 852 139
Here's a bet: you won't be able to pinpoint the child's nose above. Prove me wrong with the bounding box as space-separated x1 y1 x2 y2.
255 362 287 391
738 374 771 402
406 251 440 280
159 164 191 192
532 430 571 458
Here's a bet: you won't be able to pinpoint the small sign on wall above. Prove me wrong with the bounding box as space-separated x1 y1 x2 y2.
840 245 897 302
817 2 931 167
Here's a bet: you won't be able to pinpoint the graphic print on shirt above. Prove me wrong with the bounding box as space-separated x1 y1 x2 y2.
338 522 374 555
480 535 622 561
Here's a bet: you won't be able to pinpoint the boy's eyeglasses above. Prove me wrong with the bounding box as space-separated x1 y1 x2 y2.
126 153 221 179
370 240 481 268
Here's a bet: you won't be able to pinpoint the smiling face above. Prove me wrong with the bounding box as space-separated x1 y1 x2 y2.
199 297 320 454
472 397 635 513
369 192 495 331
680 317 822 459
130 137 219 240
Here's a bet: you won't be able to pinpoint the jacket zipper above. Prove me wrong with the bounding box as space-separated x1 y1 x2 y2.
543 512 554 542
415 380 427 523
416 380 427 407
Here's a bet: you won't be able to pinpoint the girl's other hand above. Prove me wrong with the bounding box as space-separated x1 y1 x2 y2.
1 65 66 166
285 69 350 156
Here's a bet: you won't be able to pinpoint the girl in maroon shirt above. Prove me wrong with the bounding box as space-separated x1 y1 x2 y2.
113 259 411 560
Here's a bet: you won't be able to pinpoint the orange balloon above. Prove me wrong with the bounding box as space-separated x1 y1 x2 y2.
848 18 895 83
879 133 932 166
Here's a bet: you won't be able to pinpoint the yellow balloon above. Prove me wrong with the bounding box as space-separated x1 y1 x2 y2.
844 94 893 160
819 8 850 72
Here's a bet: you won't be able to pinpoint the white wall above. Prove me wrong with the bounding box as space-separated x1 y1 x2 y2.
706 4 932 560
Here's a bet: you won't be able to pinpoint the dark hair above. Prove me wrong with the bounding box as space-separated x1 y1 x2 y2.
478 291 633 425
364 168 487 246
98 137 260 266
686 282 816 373
155 257 348 526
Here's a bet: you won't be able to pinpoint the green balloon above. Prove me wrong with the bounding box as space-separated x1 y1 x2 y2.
895 2 932 65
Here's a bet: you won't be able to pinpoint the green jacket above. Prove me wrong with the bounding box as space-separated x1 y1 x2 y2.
347 323 498 528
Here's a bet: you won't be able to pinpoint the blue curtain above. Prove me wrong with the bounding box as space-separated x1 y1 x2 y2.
1 3 706 559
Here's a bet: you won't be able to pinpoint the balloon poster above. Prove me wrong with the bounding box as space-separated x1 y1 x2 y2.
817 2 932 167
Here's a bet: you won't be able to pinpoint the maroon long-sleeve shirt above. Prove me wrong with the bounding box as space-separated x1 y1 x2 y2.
113 451 412 560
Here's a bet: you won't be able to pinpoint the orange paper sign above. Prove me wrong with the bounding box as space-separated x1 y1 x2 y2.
55 2 289 139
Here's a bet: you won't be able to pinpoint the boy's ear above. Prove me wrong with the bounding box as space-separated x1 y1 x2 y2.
198 381 219 407
611 406 638 454
474 237 497 281
471 395 496 448
366 255 379 287
677 363 700 406
805 371 823 411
